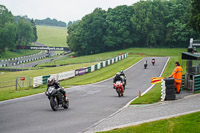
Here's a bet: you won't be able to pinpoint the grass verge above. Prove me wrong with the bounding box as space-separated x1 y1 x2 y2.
0 86 46 101
0 62 98 101
97 111 200 133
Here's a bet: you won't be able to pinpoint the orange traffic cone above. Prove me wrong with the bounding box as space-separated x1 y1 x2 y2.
139 91 141 97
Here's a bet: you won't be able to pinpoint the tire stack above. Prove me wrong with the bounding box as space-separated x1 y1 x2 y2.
164 78 176 100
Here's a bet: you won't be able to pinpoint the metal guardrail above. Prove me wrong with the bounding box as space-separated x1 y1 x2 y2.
0 51 43 62
0 52 48 67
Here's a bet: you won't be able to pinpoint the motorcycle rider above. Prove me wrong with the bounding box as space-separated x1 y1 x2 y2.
120 70 126 84
113 72 124 91
120 70 126 86
120 70 126 78
144 60 148 69
46 77 67 99
152 58 155 65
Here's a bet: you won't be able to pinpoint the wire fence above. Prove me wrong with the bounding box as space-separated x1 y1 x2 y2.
0 80 16 89
0 77 32 90
16 77 32 90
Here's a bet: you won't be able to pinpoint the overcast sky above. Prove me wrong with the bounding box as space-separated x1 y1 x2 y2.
0 0 140 23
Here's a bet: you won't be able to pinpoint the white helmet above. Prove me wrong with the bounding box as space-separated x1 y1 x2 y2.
47 77 55 85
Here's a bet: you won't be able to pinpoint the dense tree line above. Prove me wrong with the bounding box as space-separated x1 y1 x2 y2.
67 0 200 56
15 15 67 27
67 20 80 27
0 5 37 55
35 18 66 27
189 0 200 34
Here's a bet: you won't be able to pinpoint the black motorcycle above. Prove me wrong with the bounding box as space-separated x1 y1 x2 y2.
45 86 69 111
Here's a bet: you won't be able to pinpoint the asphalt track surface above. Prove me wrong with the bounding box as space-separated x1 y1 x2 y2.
0 57 168 133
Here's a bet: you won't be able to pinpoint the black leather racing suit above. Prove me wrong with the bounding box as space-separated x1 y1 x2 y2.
113 76 123 84
47 81 66 96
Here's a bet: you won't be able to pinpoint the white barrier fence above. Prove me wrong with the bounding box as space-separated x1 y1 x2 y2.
161 80 166 101
33 53 128 88
33 70 75 88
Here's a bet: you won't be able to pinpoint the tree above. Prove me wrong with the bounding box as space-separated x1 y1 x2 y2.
189 0 200 34
131 0 168 47
16 18 34 46
67 21 73 27
0 5 38 55
31 19 38 42
2 22 17 51
0 5 14 27
66 0 200 55
0 5 16 54
166 0 198 47
67 8 106 55
35 18 66 27
104 5 134 49
67 23 83 55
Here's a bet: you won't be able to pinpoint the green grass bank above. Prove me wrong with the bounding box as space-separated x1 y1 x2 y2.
97 111 200 133
36 25 67 47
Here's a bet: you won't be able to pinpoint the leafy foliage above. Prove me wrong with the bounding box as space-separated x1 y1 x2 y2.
189 0 200 34
165 0 198 47
67 0 200 55
105 6 134 49
0 5 37 55
16 18 34 46
67 8 107 55
35 17 66 27
0 5 16 53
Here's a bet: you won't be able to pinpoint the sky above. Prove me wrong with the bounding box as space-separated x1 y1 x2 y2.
0 0 140 23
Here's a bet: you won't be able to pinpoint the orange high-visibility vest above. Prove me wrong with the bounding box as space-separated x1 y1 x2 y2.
170 66 183 83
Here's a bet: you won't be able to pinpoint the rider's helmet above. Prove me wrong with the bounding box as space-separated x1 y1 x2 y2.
116 72 120 77
47 77 55 85
120 70 123 74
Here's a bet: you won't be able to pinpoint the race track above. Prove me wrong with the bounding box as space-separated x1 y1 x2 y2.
0 57 169 133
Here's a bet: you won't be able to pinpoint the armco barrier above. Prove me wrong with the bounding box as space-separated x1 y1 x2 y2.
0 51 43 63
33 76 43 87
76 68 87 76
58 70 75 81
95 64 98 70
33 53 128 87
87 66 91 73
33 70 75 87
97 63 101 69
0 52 46 67
161 80 166 101
75 53 128 76
42 75 51 84
91 65 95 72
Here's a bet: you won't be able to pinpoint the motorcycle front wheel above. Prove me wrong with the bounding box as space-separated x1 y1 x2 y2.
117 88 121 97
63 98 69 109
50 97 58 111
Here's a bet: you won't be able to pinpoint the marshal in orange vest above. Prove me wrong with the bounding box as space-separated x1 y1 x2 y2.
169 62 182 93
